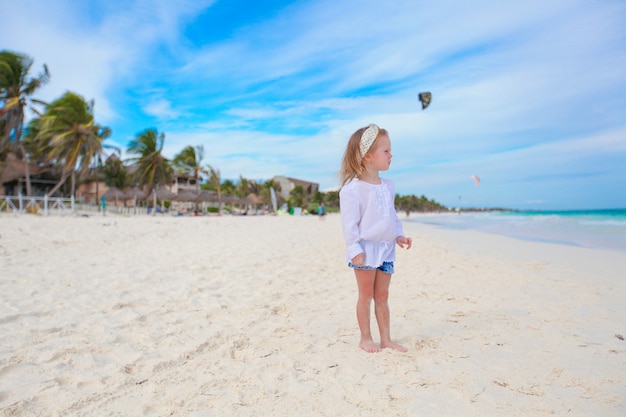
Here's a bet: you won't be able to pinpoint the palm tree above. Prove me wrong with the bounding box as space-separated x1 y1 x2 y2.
27 92 110 198
236 175 250 198
126 128 172 213
91 135 119 209
220 179 236 195
324 190 339 210
101 156 130 190
173 145 206 192
289 185 305 208
259 178 281 210
0 50 50 195
206 164 222 215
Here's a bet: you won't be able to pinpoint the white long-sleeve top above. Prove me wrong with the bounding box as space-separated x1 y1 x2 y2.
339 178 405 267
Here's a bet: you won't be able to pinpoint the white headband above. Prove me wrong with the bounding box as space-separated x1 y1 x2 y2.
359 124 379 160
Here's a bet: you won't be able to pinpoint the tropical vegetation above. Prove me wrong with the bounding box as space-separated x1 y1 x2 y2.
1 49 448 214
24 92 113 197
126 128 173 210
0 50 49 195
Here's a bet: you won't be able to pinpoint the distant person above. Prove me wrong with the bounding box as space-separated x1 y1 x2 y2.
339 124 412 353
318 202 326 219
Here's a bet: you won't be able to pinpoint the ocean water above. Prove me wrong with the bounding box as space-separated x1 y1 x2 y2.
405 209 626 253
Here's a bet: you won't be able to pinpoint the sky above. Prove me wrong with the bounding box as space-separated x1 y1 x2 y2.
2 0 625 210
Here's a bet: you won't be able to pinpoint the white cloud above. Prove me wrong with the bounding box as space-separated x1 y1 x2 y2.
2 0 624 209
143 98 181 120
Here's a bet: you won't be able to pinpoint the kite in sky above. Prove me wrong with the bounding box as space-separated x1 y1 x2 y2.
418 92 432 110
471 175 480 186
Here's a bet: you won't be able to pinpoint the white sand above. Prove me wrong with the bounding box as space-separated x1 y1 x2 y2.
1 213 625 416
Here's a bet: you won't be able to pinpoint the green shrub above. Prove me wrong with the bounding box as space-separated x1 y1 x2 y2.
307 203 320 214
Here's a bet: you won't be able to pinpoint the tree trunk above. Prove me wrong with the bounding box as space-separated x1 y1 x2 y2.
71 171 76 200
18 143 32 196
195 181 200 212
46 171 70 197
218 188 222 216
95 157 100 210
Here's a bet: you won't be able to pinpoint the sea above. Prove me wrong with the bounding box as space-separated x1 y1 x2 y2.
405 209 626 253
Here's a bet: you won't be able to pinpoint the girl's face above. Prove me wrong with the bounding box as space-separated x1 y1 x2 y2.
364 134 392 171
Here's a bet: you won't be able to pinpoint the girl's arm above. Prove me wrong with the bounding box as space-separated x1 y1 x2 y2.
389 180 409 248
339 186 364 260
396 235 412 249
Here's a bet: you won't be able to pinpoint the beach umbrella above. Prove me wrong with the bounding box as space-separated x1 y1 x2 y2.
221 194 239 204
195 190 219 202
103 187 125 200
154 187 176 201
103 186 126 207
150 187 176 214
247 193 263 205
123 187 146 212
191 190 219 214
217 194 240 214
123 187 146 200
174 189 198 202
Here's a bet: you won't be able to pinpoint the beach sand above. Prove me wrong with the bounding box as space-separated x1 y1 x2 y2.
1 213 625 416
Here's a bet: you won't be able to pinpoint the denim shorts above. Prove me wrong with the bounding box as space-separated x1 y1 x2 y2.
348 261 394 274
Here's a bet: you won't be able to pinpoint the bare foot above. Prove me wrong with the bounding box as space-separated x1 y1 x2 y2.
359 339 381 353
381 341 407 352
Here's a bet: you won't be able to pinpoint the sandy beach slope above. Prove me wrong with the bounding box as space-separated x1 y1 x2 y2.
1 213 625 416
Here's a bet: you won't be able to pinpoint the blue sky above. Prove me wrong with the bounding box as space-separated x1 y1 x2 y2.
3 0 625 210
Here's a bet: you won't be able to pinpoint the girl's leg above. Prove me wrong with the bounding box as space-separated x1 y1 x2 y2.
373 271 407 352
354 268 380 352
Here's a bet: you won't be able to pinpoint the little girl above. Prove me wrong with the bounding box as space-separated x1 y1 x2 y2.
339 124 412 353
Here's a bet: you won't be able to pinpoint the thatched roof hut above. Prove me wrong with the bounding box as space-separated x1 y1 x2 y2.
174 189 198 202
0 153 49 185
123 187 146 200
154 187 176 201
103 187 125 200
196 190 219 203
246 193 263 205
221 194 239 204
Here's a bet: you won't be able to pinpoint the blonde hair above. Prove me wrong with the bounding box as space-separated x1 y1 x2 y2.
339 124 388 186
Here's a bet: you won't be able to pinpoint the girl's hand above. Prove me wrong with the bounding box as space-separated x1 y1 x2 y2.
396 236 412 249
351 253 365 266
